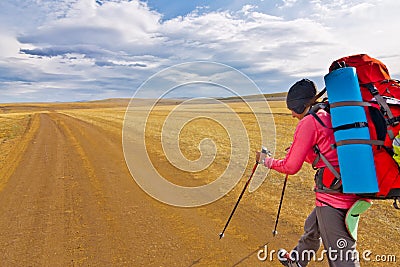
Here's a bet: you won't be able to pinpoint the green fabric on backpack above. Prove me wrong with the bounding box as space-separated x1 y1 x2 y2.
393 134 400 165
345 199 372 241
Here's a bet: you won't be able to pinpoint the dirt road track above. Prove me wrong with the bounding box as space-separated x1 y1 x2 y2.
0 112 296 266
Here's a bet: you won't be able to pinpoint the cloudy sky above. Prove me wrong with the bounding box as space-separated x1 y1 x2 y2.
0 0 399 103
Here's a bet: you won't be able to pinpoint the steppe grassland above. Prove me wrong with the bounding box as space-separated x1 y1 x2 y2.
1 99 398 265
0 112 33 167
61 100 292 187
61 100 399 263
0 111 39 191
0 112 33 166
60 107 127 137
61 100 320 229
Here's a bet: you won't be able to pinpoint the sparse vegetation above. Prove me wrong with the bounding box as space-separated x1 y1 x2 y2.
0 98 398 266
0 113 32 165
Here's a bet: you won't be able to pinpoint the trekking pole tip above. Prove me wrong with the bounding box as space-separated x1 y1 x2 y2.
219 232 224 239
272 230 278 237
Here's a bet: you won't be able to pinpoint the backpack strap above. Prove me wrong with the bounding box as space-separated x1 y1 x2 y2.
327 100 386 147
312 87 327 103
307 109 337 176
333 122 369 132
306 88 328 112
362 83 396 121
362 83 397 139
313 145 341 179
307 103 330 128
314 167 343 193
336 139 385 146
330 101 372 108
312 145 342 193
307 110 343 193
308 104 384 147
330 60 348 71
387 115 400 126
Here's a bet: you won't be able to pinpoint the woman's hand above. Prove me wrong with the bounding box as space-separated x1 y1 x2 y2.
256 149 273 167
256 151 266 164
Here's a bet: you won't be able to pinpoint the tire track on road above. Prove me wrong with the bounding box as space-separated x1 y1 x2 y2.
50 112 132 265
0 113 71 266
51 112 194 266
0 111 293 266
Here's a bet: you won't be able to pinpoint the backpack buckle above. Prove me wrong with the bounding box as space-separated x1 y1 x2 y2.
362 83 379 95
387 116 400 127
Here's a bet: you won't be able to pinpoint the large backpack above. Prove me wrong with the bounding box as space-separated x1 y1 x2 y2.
312 54 400 209
329 54 400 148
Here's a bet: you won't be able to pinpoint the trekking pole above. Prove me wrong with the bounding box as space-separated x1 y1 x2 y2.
219 147 270 239
272 173 289 237
219 162 258 239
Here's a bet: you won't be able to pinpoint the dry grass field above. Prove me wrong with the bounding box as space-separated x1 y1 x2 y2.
0 98 398 266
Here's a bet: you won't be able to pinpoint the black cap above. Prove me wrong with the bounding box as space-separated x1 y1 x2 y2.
286 79 317 114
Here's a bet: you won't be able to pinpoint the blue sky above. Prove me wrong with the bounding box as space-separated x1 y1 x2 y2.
0 0 399 102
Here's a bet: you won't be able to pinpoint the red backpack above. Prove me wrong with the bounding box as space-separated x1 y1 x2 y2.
313 54 400 208
329 54 400 148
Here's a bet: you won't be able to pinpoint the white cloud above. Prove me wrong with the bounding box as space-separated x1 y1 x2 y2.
0 0 399 102
0 32 21 57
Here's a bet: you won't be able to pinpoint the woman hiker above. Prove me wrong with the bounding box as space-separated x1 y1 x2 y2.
256 79 370 267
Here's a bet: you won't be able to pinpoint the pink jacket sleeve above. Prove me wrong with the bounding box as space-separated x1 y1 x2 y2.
264 116 317 174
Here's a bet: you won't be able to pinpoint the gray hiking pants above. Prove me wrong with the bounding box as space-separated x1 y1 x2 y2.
293 206 360 267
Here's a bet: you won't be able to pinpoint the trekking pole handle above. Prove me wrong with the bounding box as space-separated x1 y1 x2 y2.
261 146 272 157
258 146 272 164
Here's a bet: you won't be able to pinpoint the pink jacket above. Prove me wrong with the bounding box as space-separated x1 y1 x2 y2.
264 109 359 209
